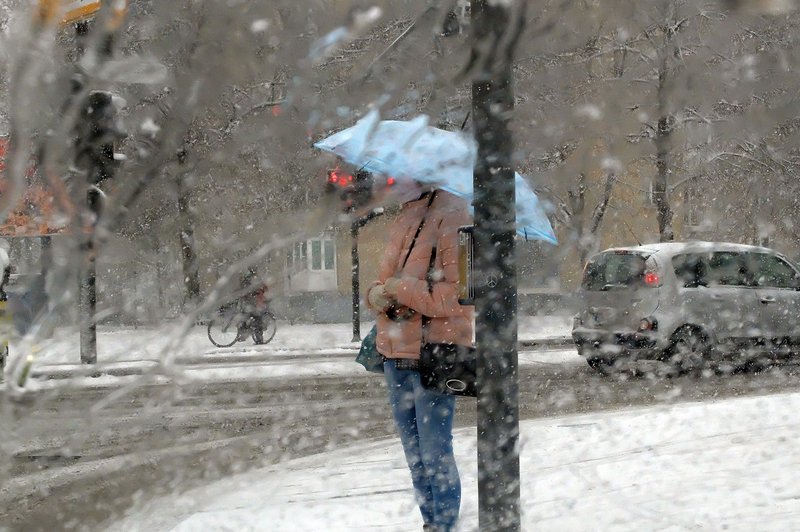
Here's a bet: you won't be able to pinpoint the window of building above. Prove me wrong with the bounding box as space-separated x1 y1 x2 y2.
309 237 335 271
287 241 307 271
311 240 322 270
324 240 335 270
288 237 335 272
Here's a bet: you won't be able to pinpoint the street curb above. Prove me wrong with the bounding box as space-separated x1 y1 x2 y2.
29 361 158 380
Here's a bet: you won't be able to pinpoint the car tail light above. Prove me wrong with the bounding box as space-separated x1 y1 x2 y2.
644 271 660 287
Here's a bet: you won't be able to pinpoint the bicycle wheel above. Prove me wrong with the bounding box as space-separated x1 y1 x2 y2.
208 312 241 347
252 312 277 345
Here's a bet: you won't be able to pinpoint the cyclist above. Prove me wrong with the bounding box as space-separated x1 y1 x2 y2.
0 247 11 368
239 268 270 344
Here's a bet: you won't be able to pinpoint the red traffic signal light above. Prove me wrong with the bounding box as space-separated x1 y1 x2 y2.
326 168 354 188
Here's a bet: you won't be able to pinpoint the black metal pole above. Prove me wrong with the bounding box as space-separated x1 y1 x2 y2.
471 1 521 530
350 209 384 342
76 23 116 365
351 220 361 343
79 228 97 364
75 21 96 365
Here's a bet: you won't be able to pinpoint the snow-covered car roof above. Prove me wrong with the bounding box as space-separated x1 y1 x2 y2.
596 241 785 260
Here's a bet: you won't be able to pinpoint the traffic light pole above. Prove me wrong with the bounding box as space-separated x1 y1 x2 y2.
79 229 97 364
350 220 361 343
75 24 117 364
76 21 95 365
34 3 126 365
471 1 522 530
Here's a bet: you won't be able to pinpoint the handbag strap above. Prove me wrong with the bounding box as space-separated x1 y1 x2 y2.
400 191 436 271
395 190 438 344
421 218 442 343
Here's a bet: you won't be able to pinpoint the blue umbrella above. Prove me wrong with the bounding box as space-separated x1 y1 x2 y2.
314 110 557 244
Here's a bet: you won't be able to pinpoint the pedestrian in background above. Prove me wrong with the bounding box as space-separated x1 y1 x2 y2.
240 267 269 344
366 182 473 532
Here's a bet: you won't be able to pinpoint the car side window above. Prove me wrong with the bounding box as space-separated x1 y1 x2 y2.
707 252 750 287
672 251 752 288
752 253 799 289
673 252 750 288
672 253 708 288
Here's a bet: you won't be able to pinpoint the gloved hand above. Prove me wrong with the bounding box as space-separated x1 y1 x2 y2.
368 284 392 311
383 277 402 297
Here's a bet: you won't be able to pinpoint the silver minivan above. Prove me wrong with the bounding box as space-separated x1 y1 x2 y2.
572 241 800 372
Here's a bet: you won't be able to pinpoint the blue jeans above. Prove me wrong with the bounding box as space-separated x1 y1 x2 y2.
384 359 460 531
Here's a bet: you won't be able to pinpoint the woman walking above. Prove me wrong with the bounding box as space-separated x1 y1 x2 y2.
366 182 473 532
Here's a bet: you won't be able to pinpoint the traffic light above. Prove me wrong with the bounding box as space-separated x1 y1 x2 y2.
324 168 401 213
326 168 354 211
73 90 124 187
326 168 372 212
325 168 354 193
350 170 373 211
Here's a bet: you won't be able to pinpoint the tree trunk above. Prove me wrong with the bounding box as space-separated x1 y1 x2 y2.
653 49 674 242
154 235 166 315
578 171 615 266
569 173 588 265
176 148 200 307
589 172 615 236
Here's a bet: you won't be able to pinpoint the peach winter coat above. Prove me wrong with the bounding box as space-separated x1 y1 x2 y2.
366 190 474 359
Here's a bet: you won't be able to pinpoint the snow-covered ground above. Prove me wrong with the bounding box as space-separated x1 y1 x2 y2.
26 314 572 365
109 391 800 531
10 315 575 388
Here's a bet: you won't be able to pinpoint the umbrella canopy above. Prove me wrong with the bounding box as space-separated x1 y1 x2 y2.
314 110 557 244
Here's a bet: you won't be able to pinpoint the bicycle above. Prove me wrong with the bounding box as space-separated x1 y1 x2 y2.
207 301 277 348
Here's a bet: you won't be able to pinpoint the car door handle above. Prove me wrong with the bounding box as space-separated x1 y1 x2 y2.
760 296 776 304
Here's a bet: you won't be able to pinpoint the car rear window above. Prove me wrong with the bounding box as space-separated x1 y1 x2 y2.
582 252 648 291
672 252 750 288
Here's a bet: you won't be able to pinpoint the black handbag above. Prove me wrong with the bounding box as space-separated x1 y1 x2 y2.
419 342 477 397
417 238 477 397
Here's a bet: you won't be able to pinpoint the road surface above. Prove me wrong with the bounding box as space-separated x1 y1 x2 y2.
2 347 800 531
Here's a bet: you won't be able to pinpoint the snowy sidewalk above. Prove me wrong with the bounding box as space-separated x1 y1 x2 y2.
13 315 575 385
109 391 800 531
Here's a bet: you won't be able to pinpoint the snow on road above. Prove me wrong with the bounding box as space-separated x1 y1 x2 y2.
21 315 572 365
110 391 800 531
12 315 577 389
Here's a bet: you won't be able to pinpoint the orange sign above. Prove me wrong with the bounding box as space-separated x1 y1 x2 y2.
0 139 66 237
36 0 127 28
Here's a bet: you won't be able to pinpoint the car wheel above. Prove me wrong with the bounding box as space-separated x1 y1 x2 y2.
578 343 612 375
666 327 709 374
584 354 615 375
